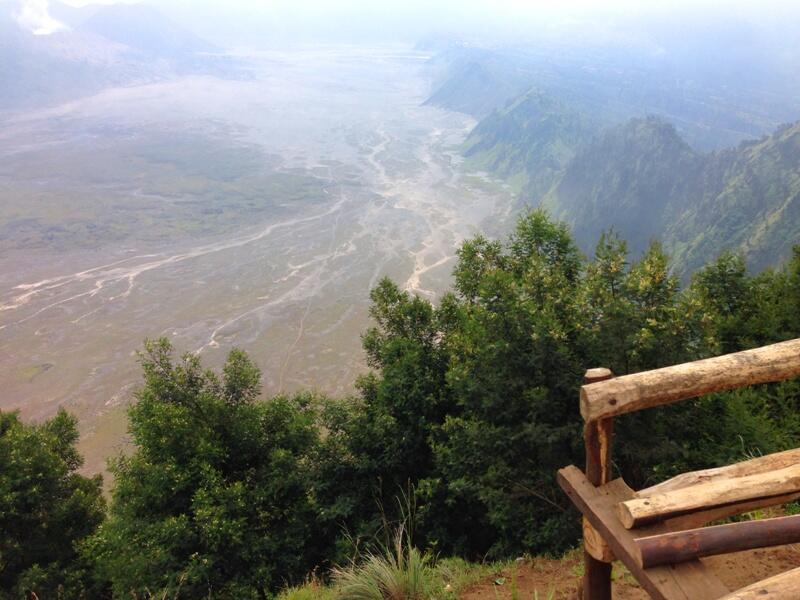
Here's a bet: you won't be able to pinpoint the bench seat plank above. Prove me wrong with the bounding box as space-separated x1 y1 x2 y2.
639 448 800 496
719 566 800 599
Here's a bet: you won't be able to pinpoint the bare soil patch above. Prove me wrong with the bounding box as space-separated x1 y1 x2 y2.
461 545 800 599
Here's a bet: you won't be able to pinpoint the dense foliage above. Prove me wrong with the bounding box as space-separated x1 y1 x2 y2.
87 342 325 598
4 211 800 598
314 212 800 560
0 409 105 599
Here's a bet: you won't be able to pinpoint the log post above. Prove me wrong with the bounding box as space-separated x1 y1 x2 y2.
582 368 614 600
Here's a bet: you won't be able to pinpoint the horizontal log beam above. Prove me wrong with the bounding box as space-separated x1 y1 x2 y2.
639 448 800 496
618 463 800 529
636 514 800 568
580 338 800 422
659 491 800 531
720 566 800 600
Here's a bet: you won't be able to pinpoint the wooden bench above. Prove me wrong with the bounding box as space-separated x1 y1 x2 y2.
558 338 800 599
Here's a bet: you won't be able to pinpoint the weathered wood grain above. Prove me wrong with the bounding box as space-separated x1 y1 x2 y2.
583 516 615 562
580 338 800 422
658 491 800 531
719 566 800 599
618 463 800 529
639 448 800 496
582 368 615 599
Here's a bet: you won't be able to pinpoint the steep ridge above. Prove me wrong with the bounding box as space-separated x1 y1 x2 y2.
462 89 595 197
543 118 800 273
542 117 702 258
667 122 800 273
424 41 800 274
424 42 800 151
423 48 533 118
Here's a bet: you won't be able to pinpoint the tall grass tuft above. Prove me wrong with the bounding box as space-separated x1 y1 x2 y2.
333 525 433 600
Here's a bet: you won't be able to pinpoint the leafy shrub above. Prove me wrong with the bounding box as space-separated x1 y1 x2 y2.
87 340 328 598
0 409 105 599
350 211 800 559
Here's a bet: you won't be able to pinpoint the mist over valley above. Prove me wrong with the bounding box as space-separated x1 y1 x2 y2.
2 0 800 474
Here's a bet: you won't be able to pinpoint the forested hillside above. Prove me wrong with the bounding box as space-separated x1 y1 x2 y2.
541 117 698 257
461 90 593 197
667 121 800 273
544 119 800 274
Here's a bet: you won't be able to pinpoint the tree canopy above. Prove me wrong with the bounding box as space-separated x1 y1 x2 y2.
5 210 800 597
0 409 105 599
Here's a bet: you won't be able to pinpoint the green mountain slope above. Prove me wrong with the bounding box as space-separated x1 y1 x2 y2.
461 90 595 197
542 118 800 274
542 117 702 257
423 49 533 118
667 122 800 273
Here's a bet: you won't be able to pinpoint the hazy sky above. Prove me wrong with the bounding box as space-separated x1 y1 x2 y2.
8 0 800 46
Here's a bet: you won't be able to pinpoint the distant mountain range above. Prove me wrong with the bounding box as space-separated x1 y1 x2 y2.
0 2 230 111
424 43 800 275
77 3 218 60
425 43 800 152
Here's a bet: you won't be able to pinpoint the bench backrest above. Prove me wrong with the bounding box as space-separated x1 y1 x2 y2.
581 338 800 423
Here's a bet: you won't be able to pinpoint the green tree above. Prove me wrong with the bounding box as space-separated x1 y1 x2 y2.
354 213 800 559
309 279 453 557
359 278 451 490
423 211 587 557
88 340 323 599
691 252 760 353
581 231 636 374
0 409 105 599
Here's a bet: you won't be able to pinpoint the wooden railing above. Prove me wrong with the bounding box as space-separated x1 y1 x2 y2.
572 338 800 600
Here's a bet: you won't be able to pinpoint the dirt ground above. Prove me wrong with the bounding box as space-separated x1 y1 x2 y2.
461 544 800 599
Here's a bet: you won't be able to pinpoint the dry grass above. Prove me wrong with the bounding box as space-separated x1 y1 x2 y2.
333 526 434 600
